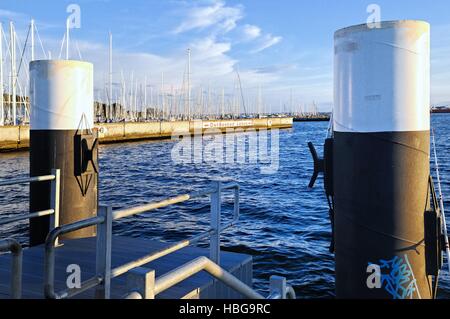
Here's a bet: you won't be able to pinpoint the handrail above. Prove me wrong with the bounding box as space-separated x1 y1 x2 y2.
222 182 239 190
286 286 296 299
113 194 191 220
110 182 239 277
44 216 105 299
153 256 265 299
0 209 54 226
0 174 56 187
113 183 239 220
57 277 103 300
112 182 238 221
0 170 60 299
43 181 240 299
0 239 22 299
111 230 212 278
0 169 60 233
43 181 291 300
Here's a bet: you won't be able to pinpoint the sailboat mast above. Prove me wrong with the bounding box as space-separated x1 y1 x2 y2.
10 22 16 126
161 72 165 120
30 19 35 61
109 32 113 121
66 19 70 60
221 88 224 119
187 48 191 120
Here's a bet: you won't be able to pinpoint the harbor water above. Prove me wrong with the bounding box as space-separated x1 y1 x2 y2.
0 114 449 299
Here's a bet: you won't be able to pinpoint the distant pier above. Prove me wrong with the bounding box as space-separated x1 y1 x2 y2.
293 114 330 122
0 117 293 152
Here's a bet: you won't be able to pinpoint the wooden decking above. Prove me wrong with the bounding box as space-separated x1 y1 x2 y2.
0 236 253 299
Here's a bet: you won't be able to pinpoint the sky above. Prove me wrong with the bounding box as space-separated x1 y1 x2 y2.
0 0 450 112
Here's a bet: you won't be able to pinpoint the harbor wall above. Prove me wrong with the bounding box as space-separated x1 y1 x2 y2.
0 118 293 151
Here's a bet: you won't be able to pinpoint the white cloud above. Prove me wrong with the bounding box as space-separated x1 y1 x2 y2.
2 3 298 110
251 34 282 53
190 36 231 59
173 0 243 34
71 36 240 95
0 9 27 20
242 24 261 40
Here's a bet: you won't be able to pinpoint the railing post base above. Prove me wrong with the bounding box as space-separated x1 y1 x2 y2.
269 276 287 299
95 205 112 299
268 276 296 299
126 267 155 299
0 239 22 299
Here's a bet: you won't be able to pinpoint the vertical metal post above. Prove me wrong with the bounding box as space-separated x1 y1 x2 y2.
269 275 287 299
126 267 155 299
210 181 221 265
50 169 60 247
95 205 113 299
11 249 22 299
0 239 22 299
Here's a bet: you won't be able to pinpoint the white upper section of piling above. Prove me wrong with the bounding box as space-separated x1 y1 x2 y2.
29 60 94 131
334 20 430 133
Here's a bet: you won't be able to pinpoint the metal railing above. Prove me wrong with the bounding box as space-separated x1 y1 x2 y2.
42 180 295 299
0 170 60 298
124 256 265 299
44 181 242 299
0 170 60 230
124 262 296 300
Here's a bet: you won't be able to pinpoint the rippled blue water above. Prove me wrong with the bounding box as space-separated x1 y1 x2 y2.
0 114 449 298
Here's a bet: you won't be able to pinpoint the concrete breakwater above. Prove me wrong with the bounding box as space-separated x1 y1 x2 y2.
0 117 293 152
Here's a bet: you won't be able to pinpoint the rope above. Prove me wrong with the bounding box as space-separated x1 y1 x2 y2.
34 24 47 59
58 33 66 60
75 41 83 60
431 128 450 274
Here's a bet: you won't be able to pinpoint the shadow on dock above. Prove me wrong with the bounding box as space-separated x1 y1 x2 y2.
0 236 252 299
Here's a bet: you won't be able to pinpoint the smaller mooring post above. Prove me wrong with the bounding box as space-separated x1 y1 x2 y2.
29 60 98 246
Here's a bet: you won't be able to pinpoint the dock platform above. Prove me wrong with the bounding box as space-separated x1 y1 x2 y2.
0 236 253 299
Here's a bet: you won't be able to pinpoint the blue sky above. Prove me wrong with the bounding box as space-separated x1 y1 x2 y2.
1 0 450 111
